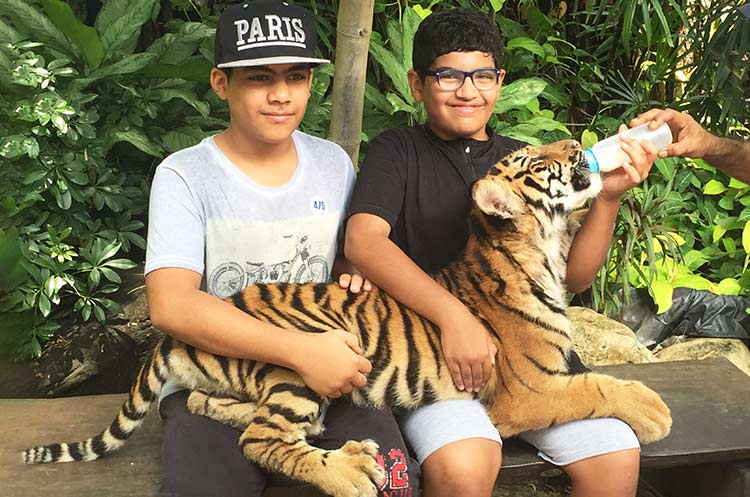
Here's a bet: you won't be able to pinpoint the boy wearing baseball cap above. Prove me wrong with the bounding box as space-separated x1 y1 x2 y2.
145 2 419 496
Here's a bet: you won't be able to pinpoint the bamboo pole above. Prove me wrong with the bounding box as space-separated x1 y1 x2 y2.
328 0 375 167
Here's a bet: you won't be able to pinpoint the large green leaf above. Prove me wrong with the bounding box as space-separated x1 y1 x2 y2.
107 129 163 157
506 37 546 59
649 278 674 314
401 7 422 73
162 125 208 153
490 0 506 12
150 88 210 117
703 179 727 195
364 82 392 114
0 0 77 60
0 18 23 44
100 0 158 55
670 274 711 290
38 0 104 70
147 22 214 65
95 0 131 34
83 52 158 83
581 129 599 149
742 220 750 255
385 19 404 69
716 278 741 295
368 41 412 104
495 78 548 114
523 116 571 135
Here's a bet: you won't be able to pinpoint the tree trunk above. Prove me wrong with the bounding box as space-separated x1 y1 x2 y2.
328 0 375 166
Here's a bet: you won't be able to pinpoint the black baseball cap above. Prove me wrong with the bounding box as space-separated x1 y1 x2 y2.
214 1 330 68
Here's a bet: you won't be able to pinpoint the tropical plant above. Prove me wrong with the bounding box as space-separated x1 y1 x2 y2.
2 0 748 359
0 0 221 357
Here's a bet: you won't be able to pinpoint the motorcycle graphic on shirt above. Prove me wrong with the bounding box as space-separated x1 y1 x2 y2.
209 234 329 299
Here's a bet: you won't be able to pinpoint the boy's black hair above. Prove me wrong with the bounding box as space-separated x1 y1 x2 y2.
412 8 503 75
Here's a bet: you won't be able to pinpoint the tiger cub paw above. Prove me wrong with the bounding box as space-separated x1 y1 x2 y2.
319 440 385 497
619 380 672 444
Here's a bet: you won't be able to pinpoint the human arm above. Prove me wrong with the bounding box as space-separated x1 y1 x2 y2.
146 267 371 397
566 125 659 293
345 213 495 393
632 109 750 183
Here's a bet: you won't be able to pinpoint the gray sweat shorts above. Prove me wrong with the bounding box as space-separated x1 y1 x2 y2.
400 399 639 466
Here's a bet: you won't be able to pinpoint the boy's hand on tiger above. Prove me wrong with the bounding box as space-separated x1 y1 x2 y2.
295 330 372 398
599 124 659 201
439 308 496 393
334 258 373 294
338 272 373 294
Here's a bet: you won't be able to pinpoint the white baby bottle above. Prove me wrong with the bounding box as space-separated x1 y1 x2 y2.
584 122 673 173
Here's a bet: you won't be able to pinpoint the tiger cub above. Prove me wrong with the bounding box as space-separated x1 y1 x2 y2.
22 139 671 497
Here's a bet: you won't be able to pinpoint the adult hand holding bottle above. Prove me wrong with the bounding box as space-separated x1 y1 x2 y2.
631 109 750 183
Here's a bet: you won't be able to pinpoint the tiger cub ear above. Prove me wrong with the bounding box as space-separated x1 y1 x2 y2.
472 177 523 219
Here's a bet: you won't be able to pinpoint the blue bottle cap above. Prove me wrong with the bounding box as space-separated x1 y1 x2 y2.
584 149 599 173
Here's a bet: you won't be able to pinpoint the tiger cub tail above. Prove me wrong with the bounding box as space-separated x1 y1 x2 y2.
22 341 167 463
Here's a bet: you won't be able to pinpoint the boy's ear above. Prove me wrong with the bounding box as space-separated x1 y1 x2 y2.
472 177 523 219
495 68 507 99
210 67 229 101
407 70 424 103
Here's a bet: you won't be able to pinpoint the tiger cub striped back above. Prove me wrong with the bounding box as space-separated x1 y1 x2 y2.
22 139 671 497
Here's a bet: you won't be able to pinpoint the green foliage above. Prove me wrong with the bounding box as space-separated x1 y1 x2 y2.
1 0 748 358
0 2 222 357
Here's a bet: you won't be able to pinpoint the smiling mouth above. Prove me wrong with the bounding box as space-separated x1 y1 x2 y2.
451 105 483 114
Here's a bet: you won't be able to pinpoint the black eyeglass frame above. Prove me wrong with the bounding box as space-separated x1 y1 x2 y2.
420 67 502 91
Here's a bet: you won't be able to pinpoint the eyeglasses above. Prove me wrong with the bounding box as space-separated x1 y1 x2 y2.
421 67 501 91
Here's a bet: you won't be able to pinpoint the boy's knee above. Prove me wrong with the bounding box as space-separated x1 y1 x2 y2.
565 449 640 497
422 439 501 497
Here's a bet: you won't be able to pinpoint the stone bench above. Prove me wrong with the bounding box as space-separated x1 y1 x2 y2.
2 358 750 497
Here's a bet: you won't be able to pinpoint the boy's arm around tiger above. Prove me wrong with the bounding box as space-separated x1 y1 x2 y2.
146 267 370 397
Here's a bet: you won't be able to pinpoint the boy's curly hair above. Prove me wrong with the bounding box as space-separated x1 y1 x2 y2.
412 8 503 75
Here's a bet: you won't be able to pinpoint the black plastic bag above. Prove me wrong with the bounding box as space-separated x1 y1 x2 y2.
619 288 750 346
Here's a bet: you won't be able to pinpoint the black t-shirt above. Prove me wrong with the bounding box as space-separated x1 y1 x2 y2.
347 125 526 273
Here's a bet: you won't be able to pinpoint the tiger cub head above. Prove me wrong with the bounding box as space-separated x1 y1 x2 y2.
472 139 601 223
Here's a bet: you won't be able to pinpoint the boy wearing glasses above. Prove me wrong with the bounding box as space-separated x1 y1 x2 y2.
346 8 658 497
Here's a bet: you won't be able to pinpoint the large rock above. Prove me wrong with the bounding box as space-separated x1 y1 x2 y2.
568 306 657 366
656 338 750 376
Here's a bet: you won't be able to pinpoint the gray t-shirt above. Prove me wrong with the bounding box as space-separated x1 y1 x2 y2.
145 130 354 399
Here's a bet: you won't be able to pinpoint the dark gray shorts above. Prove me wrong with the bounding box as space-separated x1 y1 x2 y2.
159 390 420 497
